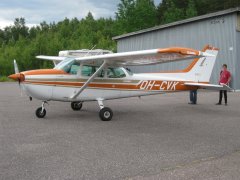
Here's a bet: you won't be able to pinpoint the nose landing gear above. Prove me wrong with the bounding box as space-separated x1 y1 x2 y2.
35 101 48 118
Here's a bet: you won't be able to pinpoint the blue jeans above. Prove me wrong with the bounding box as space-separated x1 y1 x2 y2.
190 90 197 104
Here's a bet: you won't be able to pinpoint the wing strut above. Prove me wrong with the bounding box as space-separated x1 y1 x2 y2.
70 60 107 99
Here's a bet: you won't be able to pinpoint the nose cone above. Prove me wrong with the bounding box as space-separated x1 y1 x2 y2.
8 73 25 81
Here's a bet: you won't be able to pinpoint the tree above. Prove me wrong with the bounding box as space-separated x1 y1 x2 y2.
161 0 184 24
186 0 197 18
86 12 94 21
11 18 29 41
134 0 157 30
116 0 157 33
116 0 136 33
156 0 168 24
194 0 240 16
157 0 197 24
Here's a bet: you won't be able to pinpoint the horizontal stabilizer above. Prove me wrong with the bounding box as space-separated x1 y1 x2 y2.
184 82 232 91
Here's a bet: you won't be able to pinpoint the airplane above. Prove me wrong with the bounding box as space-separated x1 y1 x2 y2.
8 45 231 121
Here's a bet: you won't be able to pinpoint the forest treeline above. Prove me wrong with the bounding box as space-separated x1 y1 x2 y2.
0 0 239 76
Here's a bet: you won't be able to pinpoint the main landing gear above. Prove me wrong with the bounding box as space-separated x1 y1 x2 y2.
97 99 113 121
35 100 113 121
71 102 83 111
35 101 48 118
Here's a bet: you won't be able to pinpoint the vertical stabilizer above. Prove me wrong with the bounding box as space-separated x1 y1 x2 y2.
185 46 219 82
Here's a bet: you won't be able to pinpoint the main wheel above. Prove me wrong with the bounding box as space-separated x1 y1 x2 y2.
35 107 46 118
99 107 113 121
71 102 83 111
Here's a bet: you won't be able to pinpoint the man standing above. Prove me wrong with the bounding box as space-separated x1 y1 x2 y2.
189 89 197 105
216 64 231 106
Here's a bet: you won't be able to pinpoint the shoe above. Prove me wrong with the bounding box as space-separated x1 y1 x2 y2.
188 102 194 105
216 103 221 105
225 103 228 106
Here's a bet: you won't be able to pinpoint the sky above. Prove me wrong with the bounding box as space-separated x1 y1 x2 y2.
0 0 162 29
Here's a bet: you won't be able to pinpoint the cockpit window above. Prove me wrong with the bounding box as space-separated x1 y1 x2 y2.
54 60 80 74
69 64 80 75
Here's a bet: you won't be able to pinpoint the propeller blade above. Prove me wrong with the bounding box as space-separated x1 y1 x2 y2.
9 60 24 96
14 59 19 74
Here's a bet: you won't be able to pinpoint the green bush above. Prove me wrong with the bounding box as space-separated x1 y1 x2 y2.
0 76 14 82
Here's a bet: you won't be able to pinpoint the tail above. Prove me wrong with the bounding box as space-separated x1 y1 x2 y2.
184 45 219 83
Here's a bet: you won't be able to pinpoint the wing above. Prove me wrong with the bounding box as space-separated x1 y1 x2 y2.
36 55 66 61
74 47 215 67
36 56 68 66
184 82 232 91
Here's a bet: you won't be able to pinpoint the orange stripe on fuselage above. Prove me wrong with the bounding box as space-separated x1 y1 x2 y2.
24 80 198 91
22 69 68 76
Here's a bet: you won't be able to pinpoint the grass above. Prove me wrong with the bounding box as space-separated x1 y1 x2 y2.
0 76 14 82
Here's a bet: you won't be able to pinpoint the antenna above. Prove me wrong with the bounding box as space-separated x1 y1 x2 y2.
96 49 104 56
84 45 97 57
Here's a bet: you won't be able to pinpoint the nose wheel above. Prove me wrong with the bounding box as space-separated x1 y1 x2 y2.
35 101 48 118
97 99 113 121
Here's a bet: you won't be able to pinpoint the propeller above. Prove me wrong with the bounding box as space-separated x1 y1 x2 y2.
8 60 25 96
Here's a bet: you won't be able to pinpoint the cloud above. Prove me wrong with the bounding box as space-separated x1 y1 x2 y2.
0 0 161 29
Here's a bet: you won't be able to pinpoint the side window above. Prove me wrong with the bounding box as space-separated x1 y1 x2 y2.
69 64 79 75
95 67 105 78
82 66 95 76
79 66 126 78
114 68 126 78
108 68 126 78
107 69 115 78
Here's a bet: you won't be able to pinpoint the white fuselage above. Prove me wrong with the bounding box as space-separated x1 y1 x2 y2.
22 71 191 102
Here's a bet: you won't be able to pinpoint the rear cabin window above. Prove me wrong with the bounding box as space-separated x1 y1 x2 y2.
81 66 126 78
107 68 126 78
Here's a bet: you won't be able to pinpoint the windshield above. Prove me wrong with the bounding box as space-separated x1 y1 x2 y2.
54 59 80 74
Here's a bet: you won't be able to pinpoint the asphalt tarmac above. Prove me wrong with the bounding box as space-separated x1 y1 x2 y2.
1 82 240 180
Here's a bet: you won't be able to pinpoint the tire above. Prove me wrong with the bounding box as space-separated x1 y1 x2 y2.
71 102 83 111
35 107 46 118
99 107 113 121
